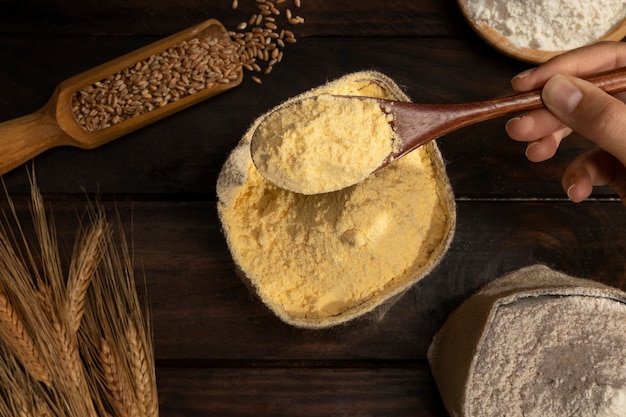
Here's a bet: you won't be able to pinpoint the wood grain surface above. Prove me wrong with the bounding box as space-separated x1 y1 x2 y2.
1 1 625 416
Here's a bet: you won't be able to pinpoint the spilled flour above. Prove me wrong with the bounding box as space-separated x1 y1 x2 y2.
469 296 626 417
467 0 626 50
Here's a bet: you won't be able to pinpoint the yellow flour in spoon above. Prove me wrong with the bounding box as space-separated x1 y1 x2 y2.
251 95 397 194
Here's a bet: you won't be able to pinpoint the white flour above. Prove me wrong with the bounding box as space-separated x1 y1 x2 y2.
469 296 626 417
467 0 626 51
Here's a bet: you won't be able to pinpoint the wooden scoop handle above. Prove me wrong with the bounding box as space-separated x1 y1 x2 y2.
0 99 74 175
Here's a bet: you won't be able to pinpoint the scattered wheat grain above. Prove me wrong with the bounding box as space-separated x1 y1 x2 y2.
229 0 304 84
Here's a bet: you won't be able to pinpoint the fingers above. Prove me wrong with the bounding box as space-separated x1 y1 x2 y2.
505 109 572 162
524 128 572 162
563 148 626 205
507 42 626 164
505 41 626 203
541 74 626 166
511 42 626 93
506 109 567 140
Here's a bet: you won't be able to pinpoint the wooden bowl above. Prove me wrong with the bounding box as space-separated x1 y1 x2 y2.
457 0 626 64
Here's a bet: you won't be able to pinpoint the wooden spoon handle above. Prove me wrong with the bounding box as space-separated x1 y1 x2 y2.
583 66 626 94
0 108 72 175
450 67 626 128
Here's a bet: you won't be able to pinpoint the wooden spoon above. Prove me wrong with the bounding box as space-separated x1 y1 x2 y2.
457 0 626 64
252 67 626 194
0 18 242 176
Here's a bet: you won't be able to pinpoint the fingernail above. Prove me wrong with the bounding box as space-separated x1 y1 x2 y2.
507 115 524 125
505 115 522 133
514 68 536 80
543 75 583 115
566 183 577 201
524 141 541 160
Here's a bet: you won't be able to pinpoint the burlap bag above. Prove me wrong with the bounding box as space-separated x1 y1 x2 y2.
216 71 456 328
428 264 626 416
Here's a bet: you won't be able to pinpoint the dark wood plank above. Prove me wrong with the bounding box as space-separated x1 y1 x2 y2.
145 199 626 360
2 2 626 416
156 365 446 417
2 34 592 199
0 0 468 37
4 198 623 362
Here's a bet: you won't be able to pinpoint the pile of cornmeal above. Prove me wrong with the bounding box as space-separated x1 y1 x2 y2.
217 71 455 328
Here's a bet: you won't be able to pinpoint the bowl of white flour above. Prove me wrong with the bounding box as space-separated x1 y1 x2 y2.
458 0 626 63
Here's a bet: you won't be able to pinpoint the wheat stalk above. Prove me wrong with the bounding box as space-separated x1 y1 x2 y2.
0 171 158 417
27 176 64 293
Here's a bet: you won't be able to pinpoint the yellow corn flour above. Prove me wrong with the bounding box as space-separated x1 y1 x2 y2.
251 95 397 194
217 74 452 323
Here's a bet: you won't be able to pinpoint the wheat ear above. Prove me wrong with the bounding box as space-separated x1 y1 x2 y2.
66 217 107 334
127 321 158 417
49 313 99 417
100 337 139 417
0 345 55 417
0 292 50 386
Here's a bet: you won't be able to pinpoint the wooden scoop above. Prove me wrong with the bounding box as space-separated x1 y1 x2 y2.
252 67 626 194
0 18 242 176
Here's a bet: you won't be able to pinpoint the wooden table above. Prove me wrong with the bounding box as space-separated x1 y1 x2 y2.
1 1 625 415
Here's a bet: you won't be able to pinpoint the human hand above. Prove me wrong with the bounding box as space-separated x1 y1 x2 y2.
505 42 626 204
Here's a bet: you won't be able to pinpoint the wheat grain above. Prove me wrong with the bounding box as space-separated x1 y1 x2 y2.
229 0 305 84
72 31 242 132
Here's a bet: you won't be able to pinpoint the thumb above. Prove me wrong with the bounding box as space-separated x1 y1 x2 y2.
542 74 626 166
